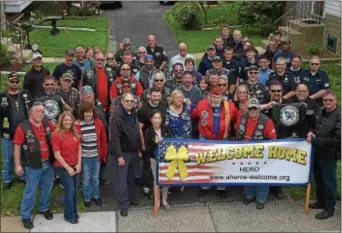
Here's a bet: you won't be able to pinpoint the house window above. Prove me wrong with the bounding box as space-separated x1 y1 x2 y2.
312 1 325 17
327 34 337 53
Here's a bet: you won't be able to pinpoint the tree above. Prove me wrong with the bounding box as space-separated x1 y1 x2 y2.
197 2 212 24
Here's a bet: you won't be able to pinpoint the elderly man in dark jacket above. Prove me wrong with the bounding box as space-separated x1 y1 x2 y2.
110 92 142 217
306 89 341 220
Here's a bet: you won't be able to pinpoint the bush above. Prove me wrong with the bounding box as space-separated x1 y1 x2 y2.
307 44 320 55
238 2 285 26
258 24 277 37
171 2 201 30
0 44 11 69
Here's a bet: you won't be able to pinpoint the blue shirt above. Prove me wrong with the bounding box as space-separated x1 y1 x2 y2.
213 107 221 137
272 51 296 67
258 68 273 85
300 69 330 95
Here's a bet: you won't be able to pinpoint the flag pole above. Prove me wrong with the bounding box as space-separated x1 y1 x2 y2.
153 185 160 216
304 183 311 215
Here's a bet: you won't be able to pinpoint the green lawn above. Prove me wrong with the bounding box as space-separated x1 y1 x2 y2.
163 4 265 53
29 17 109 57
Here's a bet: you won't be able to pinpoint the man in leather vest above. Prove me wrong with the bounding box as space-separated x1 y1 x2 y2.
13 103 55 229
235 98 277 210
307 90 341 220
34 76 71 124
81 52 114 116
240 65 267 104
0 72 33 189
135 55 157 90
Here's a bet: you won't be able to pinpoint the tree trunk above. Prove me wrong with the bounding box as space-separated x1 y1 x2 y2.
0 1 6 31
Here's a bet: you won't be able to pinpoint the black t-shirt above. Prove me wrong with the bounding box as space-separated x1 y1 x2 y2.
34 93 66 122
52 63 82 88
137 101 168 131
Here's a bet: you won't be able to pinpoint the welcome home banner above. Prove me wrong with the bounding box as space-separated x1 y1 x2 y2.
157 138 312 186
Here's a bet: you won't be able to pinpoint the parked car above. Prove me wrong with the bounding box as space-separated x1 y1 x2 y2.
100 1 122 9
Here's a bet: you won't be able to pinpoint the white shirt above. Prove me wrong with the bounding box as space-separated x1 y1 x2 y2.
170 53 195 72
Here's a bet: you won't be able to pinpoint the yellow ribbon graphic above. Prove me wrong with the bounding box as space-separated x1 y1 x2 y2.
165 145 189 181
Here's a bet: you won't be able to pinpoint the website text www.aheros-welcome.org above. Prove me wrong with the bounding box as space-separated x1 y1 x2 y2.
209 174 291 182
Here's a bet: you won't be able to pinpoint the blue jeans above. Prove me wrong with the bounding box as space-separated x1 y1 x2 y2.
82 157 100 201
21 161 54 219
2 138 14 183
244 185 269 203
57 167 80 221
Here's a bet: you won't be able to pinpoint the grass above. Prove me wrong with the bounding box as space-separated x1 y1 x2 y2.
29 17 109 57
163 3 266 53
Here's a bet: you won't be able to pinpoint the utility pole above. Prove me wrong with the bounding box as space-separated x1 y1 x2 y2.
0 1 6 31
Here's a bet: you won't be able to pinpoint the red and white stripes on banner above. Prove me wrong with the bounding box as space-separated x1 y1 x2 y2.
158 143 222 184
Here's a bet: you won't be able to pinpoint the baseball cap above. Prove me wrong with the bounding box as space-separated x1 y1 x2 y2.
207 44 216 51
32 53 42 60
144 54 154 61
122 38 131 45
282 38 292 44
248 98 260 109
65 49 75 56
8 71 20 80
248 65 259 71
81 85 93 94
213 56 222 62
60 73 74 82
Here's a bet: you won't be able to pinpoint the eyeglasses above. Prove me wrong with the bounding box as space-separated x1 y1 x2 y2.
154 79 164 82
248 107 258 110
96 58 105 61
249 71 258 75
121 68 130 71
138 52 146 54
323 98 334 102
311 63 319 66
122 85 131 88
9 80 19 84
218 83 227 87
179 49 186 51
106 57 114 60
271 89 282 93
174 70 183 73
124 99 134 103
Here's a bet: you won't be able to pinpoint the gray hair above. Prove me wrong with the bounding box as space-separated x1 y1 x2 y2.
137 46 147 53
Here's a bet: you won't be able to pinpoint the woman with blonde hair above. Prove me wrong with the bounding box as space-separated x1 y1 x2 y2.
233 84 251 116
165 90 192 139
51 111 81 224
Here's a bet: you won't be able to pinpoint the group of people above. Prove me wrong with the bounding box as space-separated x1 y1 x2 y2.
0 24 340 229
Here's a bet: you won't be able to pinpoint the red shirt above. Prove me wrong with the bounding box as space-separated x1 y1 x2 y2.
13 122 53 160
110 76 143 99
51 131 81 167
234 114 277 141
95 67 108 110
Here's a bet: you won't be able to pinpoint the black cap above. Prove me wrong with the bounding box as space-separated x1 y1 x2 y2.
65 49 75 56
8 71 20 79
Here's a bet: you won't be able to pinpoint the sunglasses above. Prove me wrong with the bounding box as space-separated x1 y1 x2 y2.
106 58 114 60
218 83 227 87
124 99 134 103
248 107 258 110
96 59 105 61
154 79 164 82
45 83 55 86
311 63 319 66
138 52 146 54
174 70 183 73
249 71 258 75
121 68 130 71
9 80 19 84
323 98 334 102
122 85 131 88
271 90 282 93
179 49 186 51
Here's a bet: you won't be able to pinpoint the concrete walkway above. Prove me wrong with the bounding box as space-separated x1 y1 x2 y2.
2 200 340 232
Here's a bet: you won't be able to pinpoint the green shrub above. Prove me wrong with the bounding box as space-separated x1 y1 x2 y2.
0 44 11 69
307 44 320 55
171 2 201 30
238 2 285 26
258 24 277 37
